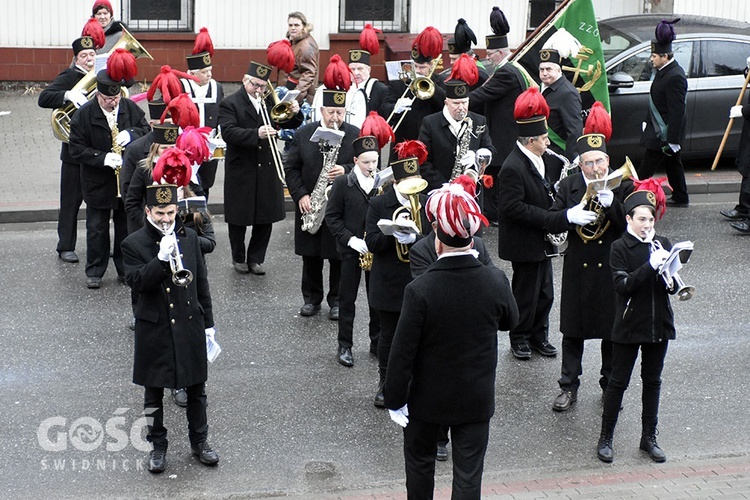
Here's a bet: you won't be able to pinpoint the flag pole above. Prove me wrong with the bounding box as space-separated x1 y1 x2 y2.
711 69 750 170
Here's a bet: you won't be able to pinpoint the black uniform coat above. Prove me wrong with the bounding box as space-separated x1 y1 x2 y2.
545 173 633 339
325 169 377 255
359 77 388 117
737 92 750 176
543 76 583 161
497 145 555 262
284 120 359 258
384 254 519 424
418 110 496 191
38 66 87 164
610 233 676 344
365 187 431 312
409 231 494 278
218 88 301 226
122 220 214 389
121 130 153 222
68 98 149 209
468 62 526 168
181 78 224 129
380 78 447 142
640 60 687 151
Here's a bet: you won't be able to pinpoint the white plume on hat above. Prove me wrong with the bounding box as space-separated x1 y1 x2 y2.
542 28 581 59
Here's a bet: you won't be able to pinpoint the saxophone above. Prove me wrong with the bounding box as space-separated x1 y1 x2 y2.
111 124 124 198
301 124 341 234
450 116 473 181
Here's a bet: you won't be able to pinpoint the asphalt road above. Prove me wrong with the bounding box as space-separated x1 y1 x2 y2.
1 192 749 499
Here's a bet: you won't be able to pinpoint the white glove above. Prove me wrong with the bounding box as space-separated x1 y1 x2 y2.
157 233 176 262
730 105 743 119
64 89 88 109
393 230 417 245
205 327 221 363
348 236 369 254
205 327 216 341
388 404 409 428
459 150 476 168
115 130 131 147
746 55 750 69
394 97 413 114
597 189 614 208
649 248 670 270
103 152 122 168
566 203 597 226
668 143 680 153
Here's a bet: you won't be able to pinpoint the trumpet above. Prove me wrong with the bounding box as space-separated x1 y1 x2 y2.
393 177 428 263
650 240 695 301
257 86 287 185
386 58 439 133
161 223 193 286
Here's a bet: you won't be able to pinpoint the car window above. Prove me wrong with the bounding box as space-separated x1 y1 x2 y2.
607 41 693 82
703 40 748 76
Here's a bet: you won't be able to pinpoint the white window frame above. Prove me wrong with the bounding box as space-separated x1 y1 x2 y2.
122 0 193 31
339 0 408 33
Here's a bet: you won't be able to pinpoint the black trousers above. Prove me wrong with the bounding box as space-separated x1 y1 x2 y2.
376 309 400 378
301 255 341 308
404 417 490 500
639 148 689 204
144 383 208 451
198 159 219 199
85 200 127 278
228 222 272 265
602 341 669 427
56 160 84 253
509 260 554 347
734 171 750 214
338 254 379 349
482 165 500 222
558 337 613 392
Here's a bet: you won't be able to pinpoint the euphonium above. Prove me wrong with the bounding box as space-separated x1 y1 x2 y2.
576 156 639 242
51 27 154 142
161 223 194 287
393 177 428 263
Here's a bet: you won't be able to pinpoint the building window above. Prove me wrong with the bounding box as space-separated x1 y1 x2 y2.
122 0 194 31
528 0 562 30
339 0 408 33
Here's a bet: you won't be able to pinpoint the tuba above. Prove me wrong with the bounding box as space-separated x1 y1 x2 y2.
393 177 428 263
51 27 154 142
576 156 639 242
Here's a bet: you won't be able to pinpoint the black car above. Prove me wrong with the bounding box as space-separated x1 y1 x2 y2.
601 14 750 165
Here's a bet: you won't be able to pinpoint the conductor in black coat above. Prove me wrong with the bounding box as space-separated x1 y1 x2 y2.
418 79 496 191
385 184 518 498
68 70 149 288
284 89 358 318
37 37 97 263
496 102 558 360
121 184 218 473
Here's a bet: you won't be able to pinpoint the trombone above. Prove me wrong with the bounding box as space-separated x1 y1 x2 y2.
257 85 287 185
386 58 440 133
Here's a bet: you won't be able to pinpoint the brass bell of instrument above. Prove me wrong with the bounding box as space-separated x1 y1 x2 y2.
393 177 428 263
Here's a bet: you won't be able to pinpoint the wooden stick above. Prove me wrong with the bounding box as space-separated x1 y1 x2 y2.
711 69 750 170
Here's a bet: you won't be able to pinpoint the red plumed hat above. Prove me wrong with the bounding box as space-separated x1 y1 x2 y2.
323 54 353 91
448 53 479 86
266 39 295 74
514 87 550 120
394 140 428 165
106 48 138 83
81 18 105 50
360 24 381 55
193 27 214 56
360 111 395 150
176 126 212 166
165 93 200 129
583 101 612 142
148 65 199 104
153 147 192 187
412 26 443 61
451 174 478 198
632 177 670 221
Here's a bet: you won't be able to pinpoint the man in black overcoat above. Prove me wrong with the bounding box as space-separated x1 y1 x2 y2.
219 62 302 276
37 37 97 263
284 88 358 319
385 184 518 498
544 132 633 411
68 69 149 289
496 91 558 360
121 184 218 473
724 62 750 231
345 49 388 129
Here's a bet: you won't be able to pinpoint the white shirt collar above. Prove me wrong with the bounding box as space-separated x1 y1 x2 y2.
437 248 479 260
442 107 463 136
517 141 545 178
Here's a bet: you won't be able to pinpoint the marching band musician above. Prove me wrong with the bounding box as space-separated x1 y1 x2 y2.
380 26 446 144
344 48 388 129
38 36 97 264
418 79 495 192
121 183 219 474
325 134 384 367
365 140 431 407
544 103 634 412
437 18 489 91
496 87 558 360
284 73 359 319
68 51 149 289
182 28 224 199
218 62 302 277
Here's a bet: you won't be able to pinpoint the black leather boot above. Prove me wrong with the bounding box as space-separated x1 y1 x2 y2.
597 421 616 463
640 425 666 463
373 368 386 408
